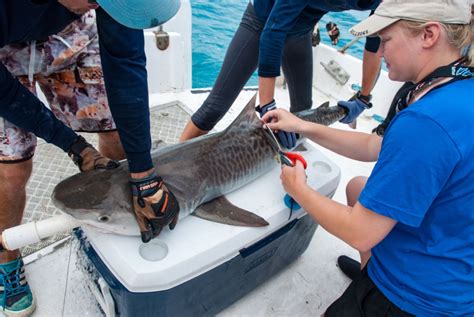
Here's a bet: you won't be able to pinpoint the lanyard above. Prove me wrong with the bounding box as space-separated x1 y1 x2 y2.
374 58 473 136
397 57 473 112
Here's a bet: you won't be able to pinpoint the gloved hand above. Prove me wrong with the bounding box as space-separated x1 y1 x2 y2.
129 172 180 242
256 100 296 149
68 136 120 172
338 92 372 124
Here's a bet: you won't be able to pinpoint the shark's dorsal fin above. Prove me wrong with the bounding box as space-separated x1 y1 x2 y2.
193 196 269 227
317 101 330 109
223 93 260 134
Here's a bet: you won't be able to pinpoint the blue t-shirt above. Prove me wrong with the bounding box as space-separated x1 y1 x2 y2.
359 78 474 316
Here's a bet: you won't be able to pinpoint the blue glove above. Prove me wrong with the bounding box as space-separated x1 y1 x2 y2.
338 93 372 124
257 100 296 149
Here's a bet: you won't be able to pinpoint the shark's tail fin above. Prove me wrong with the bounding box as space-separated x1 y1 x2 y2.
295 101 346 126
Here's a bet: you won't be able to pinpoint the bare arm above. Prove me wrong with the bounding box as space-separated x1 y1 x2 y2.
258 76 276 105
282 163 396 252
262 109 382 162
299 120 382 162
57 0 97 14
360 49 382 96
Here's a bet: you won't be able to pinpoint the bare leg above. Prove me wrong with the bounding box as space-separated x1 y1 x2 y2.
179 120 209 142
98 131 126 161
0 159 33 262
345 176 371 268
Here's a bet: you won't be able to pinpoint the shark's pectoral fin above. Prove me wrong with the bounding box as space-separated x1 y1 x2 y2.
193 196 269 227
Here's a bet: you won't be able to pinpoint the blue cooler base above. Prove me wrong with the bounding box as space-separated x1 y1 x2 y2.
78 214 318 317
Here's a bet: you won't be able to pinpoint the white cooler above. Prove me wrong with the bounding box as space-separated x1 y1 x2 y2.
76 141 341 316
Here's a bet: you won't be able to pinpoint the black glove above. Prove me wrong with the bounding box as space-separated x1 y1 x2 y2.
68 136 119 172
256 100 297 149
129 173 180 242
338 92 372 124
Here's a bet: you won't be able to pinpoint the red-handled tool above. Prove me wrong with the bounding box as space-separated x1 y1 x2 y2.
263 124 308 220
282 152 307 169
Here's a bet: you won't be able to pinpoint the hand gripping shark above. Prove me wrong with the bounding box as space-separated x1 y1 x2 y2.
51 95 347 236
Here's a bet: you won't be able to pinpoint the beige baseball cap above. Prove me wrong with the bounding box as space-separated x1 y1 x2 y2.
350 0 472 37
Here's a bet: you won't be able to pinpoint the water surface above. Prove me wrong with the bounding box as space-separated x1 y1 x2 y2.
191 0 370 88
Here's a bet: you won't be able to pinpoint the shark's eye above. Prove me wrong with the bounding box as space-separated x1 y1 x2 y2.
98 215 111 223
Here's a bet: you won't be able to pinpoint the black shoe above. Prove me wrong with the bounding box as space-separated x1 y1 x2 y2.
337 255 361 280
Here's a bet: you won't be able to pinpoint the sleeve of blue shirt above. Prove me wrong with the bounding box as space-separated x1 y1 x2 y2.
0 1 79 46
365 36 380 53
359 111 460 227
364 10 380 53
95 7 153 173
257 0 311 77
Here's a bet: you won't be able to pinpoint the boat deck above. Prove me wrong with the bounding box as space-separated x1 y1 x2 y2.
23 87 379 316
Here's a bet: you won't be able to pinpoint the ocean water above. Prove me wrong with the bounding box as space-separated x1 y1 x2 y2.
191 0 371 88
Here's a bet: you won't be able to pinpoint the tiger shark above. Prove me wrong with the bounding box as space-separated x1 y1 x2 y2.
52 95 346 236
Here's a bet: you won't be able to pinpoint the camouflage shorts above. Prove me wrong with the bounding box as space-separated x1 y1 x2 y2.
0 11 116 162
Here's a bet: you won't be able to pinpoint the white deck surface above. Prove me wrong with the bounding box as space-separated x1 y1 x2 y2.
22 88 379 317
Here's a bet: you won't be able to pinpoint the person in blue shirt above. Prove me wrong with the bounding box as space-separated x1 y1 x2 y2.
262 0 473 315
0 1 180 315
179 0 381 146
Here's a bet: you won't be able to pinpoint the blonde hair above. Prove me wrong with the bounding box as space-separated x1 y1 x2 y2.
400 18 473 66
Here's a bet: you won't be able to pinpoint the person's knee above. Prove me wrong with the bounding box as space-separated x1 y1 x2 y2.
345 176 367 207
0 160 32 192
191 105 222 132
98 131 126 160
